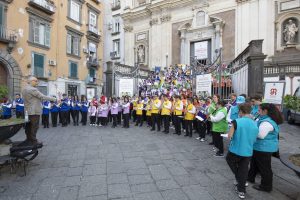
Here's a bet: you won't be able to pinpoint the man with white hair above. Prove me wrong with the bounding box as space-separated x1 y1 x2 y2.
22 76 56 145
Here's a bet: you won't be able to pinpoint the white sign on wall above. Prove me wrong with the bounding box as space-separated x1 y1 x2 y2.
196 74 212 97
264 82 286 105
119 78 134 97
87 88 95 101
194 41 208 60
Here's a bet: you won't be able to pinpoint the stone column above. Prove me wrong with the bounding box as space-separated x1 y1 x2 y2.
247 40 266 97
180 30 186 64
105 61 113 97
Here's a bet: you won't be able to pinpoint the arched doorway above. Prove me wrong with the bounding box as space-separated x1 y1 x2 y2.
0 63 8 86
0 50 22 99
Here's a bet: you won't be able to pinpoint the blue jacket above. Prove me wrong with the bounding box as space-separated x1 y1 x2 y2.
197 105 207 121
253 115 279 153
2 103 12 116
60 98 70 112
81 101 89 112
50 102 59 113
42 101 51 115
73 101 81 111
229 117 259 157
15 98 24 112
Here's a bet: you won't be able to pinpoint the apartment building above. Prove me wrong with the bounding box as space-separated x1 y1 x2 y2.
0 0 104 100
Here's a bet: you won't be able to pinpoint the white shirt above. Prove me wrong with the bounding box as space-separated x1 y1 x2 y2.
175 101 183 111
210 112 226 122
188 105 196 114
258 121 274 139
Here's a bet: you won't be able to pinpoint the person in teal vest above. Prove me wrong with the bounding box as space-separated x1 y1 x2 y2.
250 94 262 120
226 103 259 199
209 99 227 157
248 103 283 192
227 95 245 123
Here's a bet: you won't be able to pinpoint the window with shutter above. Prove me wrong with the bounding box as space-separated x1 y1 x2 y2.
89 12 97 28
33 53 44 78
0 4 3 27
67 34 72 54
45 25 50 47
70 1 80 22
33 21 40 44
89 68 95 78
69 61 78 78
73 36 79 56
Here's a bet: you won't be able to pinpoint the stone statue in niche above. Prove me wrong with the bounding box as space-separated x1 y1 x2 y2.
283 19 298 44
137 45 145 63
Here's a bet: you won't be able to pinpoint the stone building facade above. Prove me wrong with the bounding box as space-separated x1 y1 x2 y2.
0 0 104 100
120 0 300 95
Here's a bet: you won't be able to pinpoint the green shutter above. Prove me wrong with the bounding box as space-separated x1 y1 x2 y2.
0 5 3 27
89 68 95 78
70 62 77 78
34 53 44 77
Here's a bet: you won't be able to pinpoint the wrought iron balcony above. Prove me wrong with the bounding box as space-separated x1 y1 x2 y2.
28 0 56 15
0 25 18 44
111 1 121 11
88 25 101 37
110 51 120 60
87 56 100 68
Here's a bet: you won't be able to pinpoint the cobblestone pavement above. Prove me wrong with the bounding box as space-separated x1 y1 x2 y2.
0 121 299 200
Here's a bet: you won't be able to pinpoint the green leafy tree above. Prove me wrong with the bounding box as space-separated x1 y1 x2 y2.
284 95 300 112
0 85 8 102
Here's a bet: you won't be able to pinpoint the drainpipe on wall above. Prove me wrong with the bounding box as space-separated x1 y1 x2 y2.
289 74 294 95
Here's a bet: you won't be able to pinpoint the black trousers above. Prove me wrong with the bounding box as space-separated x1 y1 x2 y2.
81 112 87 125
174 115 182 134
72 110 79 125
42 114 49 128
112 114 118 127
226 151 251 193
136 115 143 126
151 113 160 131
212 132 224 154
123 113 130 128
51 112 58 127
132 110 137 122
206 121 212 135
67 111 71 124
185 120 193 137
197 121 207 138
90 116 96 125
25 115 40 144
162 115 170 132
248 150 273 191
146 116 152 126
16 111 24 118
118 112 122 124
60 111 68 127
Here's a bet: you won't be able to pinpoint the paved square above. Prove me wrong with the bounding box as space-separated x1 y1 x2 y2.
0 122 299 200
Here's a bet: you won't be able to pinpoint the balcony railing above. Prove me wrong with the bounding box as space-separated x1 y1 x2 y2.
88 25 101 37
0 25 18 43
87 56 100 67
110 51 120 60
111 1 121 11
28 0 56 14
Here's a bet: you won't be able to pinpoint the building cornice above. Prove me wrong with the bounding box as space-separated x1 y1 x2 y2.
86 3 100 14
122 0 203 21
65 25 84 36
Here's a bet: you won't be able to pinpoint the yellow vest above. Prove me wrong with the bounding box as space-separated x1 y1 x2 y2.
146 104 152 116
161 100 171 116
151 99 161 114
185 104 195 120
174 100 183 116
136 103 143 115
133 101 137 109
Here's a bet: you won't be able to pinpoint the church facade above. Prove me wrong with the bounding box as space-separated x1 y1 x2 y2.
119 0 300 95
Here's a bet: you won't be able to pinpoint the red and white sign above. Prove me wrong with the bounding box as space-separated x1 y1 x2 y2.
194 41 208 60
264 82 285 105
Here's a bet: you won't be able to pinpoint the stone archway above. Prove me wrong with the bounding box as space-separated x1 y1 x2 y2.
0 50 22 99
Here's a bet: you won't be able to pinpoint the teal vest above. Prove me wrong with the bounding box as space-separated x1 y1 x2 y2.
253 116 279 153
251 105 259 118
229 117 259 157
212 107 228 133
229 105 239 121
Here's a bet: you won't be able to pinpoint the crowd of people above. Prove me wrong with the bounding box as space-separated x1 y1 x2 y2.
0 76 284 199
